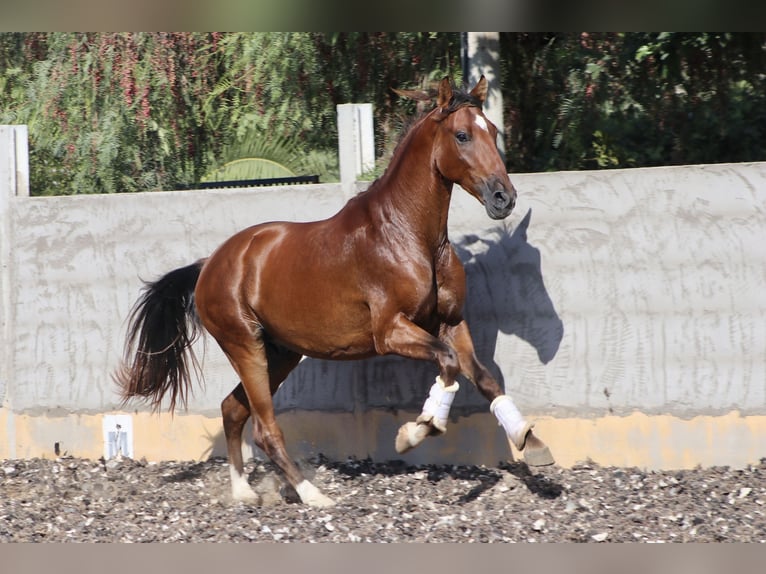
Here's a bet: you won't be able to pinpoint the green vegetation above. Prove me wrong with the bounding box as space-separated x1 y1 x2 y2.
0 32 458 195
1 33 765 195
500 33 766 172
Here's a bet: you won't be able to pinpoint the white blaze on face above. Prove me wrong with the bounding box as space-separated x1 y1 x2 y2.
474 114 489 132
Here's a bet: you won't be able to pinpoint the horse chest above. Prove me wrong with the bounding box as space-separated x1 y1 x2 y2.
398 259 463 329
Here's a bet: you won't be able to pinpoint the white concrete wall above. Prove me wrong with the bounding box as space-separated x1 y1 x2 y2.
467 164 766 418
3 160 765 418
0 126 29 414
337 103 375 197
4 184 347 415
2 123 765 465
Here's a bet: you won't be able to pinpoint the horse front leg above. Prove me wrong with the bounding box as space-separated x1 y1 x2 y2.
395 374 462 454
441 320 555 467
372 313 464 453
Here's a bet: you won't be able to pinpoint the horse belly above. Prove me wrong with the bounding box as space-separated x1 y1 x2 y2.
255 271 377 360
261 301 377 360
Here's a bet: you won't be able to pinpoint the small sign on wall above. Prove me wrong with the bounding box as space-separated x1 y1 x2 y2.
102 414 133 459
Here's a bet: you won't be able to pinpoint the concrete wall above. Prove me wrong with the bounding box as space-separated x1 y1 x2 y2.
2 123 765 468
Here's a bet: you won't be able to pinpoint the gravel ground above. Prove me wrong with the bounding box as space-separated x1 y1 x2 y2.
1 454 765 542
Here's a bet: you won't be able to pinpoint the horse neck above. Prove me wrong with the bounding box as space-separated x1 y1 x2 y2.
365 118 453 250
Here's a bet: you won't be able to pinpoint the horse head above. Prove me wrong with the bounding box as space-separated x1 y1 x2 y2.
430 76 517 220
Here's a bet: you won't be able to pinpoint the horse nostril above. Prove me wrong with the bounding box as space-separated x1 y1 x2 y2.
493 190 510 208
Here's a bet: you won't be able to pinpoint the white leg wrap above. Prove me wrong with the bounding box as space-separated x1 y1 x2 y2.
490 395 532 449
418 376 459 433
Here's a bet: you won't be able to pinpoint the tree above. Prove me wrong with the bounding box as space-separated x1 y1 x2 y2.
499 32 766 172
2 33 764 195
0 32 462 195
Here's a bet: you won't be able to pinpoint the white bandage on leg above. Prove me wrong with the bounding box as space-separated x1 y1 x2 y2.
490 395 533 450
417 376 459 433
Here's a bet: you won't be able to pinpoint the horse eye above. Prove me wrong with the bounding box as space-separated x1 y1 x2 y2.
456 131 470 143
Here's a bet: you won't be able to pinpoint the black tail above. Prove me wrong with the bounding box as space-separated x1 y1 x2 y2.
115 259 206 412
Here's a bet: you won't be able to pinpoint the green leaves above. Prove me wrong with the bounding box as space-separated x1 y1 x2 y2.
5 32 762 194
0 32 462 194
203 131 307 182
500 32 766 173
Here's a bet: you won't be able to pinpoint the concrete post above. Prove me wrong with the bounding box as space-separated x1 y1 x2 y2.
464 32 505 159
0 125 29 407
337 103 375 198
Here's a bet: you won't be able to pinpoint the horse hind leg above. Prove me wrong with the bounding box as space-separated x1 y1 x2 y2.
221 384 260 502
221 336 335 507
221 384 287 505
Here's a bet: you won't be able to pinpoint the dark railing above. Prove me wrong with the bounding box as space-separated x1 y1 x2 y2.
175 175 320 191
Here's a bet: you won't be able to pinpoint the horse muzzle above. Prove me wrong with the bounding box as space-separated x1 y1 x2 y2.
482 181 516 220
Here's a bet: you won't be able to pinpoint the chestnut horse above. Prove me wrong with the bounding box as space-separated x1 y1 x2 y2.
116 76 553 507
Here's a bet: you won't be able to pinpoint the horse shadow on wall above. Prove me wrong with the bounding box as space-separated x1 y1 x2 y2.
271 208 564 417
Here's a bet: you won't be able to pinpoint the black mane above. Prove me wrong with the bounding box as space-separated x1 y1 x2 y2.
444 86 483 112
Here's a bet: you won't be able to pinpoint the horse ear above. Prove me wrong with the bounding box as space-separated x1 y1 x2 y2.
436 76 453 108
469 75 488 104
391 88 432 102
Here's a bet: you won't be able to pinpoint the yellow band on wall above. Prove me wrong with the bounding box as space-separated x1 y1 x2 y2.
2 409 764 471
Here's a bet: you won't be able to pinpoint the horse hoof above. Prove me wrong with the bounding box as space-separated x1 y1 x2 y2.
508 421 535 451
522 431 555 467
307 493 336 508
230 467 262 504
296 480 336 507
231 489 261 504
395 421 429 454
395 422 416 453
